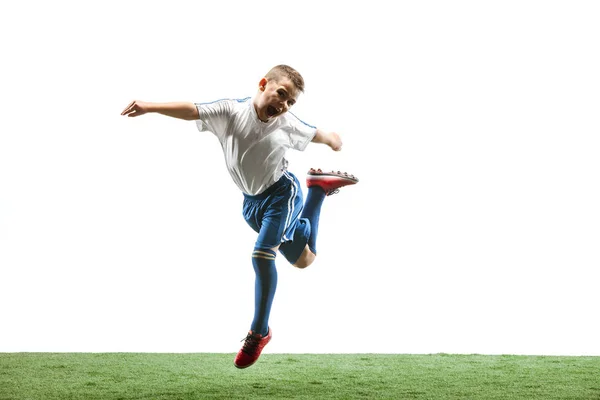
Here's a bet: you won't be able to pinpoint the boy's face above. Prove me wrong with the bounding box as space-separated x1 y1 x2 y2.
254 77 299 122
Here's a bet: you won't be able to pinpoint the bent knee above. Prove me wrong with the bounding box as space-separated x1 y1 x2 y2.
293 247 316 269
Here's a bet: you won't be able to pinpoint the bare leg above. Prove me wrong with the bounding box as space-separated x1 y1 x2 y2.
293 245 316 269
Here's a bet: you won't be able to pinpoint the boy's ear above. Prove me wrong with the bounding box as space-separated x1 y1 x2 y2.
259 78 268 91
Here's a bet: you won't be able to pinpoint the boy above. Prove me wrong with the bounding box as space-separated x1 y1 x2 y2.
121 65 358 368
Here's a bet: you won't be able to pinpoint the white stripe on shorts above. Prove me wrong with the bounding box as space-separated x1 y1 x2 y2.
282 171 297 242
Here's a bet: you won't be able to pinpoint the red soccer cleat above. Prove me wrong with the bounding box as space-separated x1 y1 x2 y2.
234 328 272 369
306 168 359 196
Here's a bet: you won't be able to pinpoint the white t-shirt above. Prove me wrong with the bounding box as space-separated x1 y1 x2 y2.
195 97 317 195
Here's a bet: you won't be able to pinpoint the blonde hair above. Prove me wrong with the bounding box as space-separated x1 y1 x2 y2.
265 65 305 93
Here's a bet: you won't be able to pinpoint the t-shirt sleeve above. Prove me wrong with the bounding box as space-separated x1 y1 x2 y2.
194 100 232 141
285 112 317 151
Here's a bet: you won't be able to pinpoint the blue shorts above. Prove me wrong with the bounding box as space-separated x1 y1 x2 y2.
242 171 311 264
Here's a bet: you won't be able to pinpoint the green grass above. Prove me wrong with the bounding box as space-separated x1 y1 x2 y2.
1 353 599 399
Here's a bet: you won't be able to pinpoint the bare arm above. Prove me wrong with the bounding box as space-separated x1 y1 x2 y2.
311 128 343 151
121 100 199 120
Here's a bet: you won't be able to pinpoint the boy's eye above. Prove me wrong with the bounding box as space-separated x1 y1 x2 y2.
277 90 286 98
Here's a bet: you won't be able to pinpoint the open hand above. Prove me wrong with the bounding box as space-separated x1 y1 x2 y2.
121 100 150 117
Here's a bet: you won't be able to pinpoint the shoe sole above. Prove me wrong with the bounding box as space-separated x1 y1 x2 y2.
307 169 359 183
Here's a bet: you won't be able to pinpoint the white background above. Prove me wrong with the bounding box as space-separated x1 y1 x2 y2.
1 1 599 356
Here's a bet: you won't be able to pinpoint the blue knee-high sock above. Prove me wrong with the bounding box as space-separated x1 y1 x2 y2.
251 249 277 336
301 186 326 254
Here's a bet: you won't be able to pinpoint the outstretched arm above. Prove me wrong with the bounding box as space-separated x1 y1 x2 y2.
121 100 199 120
312 128 343 151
